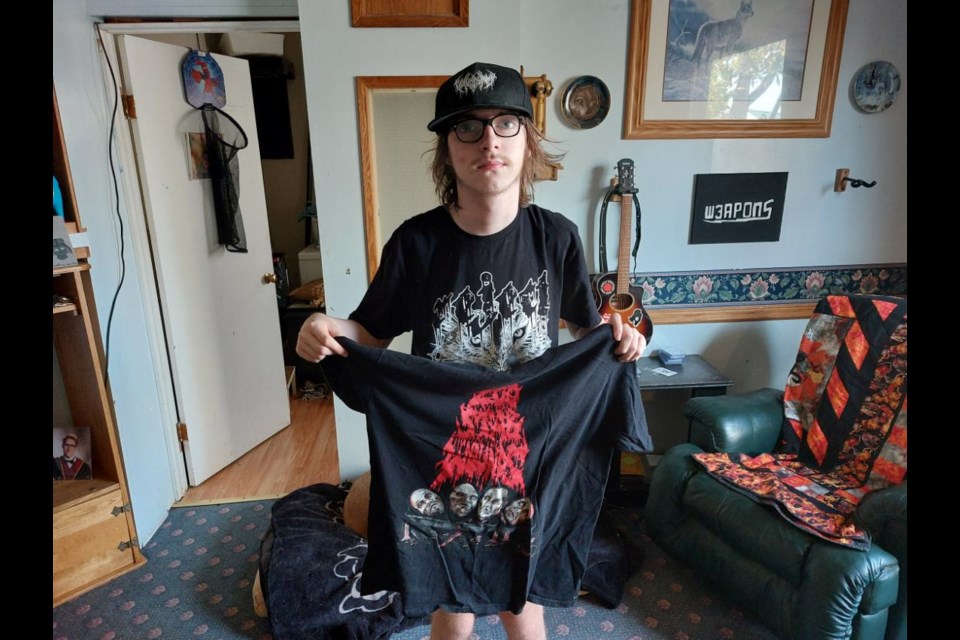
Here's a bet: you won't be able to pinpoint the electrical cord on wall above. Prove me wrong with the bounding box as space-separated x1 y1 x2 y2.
94 23 126 377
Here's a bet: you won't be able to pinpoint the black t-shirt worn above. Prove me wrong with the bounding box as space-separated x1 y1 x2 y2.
321 326 651 617
350 205 602 371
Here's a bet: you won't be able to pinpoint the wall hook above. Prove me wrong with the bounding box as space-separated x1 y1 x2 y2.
845 177 877 189
834 168 877 192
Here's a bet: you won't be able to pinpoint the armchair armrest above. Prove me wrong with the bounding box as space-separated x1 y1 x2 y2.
682 388 783 454
856 482 908 640
857 482 907 557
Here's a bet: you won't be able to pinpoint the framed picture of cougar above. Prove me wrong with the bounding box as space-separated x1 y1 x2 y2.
623 0 849 139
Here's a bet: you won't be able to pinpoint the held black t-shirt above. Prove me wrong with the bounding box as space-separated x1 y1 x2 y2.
321 326 651 617
350 205 602 371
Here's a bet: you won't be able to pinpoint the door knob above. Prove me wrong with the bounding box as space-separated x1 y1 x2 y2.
262 273 278 284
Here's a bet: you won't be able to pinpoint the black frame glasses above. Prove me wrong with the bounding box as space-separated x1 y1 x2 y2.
449 114 523 143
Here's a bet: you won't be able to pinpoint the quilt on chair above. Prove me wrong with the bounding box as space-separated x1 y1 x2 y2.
693 295 907 550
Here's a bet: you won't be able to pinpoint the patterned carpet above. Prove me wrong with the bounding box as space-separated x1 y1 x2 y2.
54 500 274 640
53 491 777 640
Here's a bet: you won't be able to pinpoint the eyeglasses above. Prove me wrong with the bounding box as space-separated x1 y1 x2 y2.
449 114 523 143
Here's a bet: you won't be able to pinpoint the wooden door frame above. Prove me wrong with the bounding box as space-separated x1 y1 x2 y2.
96 20 301 500
355 75 446 281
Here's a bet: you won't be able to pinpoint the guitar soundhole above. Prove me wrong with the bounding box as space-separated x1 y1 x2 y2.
610 293 635 311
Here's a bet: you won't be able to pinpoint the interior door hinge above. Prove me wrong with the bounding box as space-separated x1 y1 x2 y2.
118 538 139 552
177 422 189 442
111 503 133 517
122 94 136 119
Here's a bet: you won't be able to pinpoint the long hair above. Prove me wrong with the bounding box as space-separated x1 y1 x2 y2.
429 118 565 210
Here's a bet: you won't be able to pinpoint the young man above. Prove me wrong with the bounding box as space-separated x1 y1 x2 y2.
297 61 645 640
52 434 93 480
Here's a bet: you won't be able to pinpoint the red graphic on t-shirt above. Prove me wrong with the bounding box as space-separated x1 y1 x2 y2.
430 383 528 494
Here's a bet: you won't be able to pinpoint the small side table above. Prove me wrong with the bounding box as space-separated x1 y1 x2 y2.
635 355 734 442
607 355 733 504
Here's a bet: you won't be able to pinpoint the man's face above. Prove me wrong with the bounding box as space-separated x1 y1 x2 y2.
449 483 478 517
502 498 533 525
410 489 444 516
478 487 508 519
62 438 78 458
447 109 527 205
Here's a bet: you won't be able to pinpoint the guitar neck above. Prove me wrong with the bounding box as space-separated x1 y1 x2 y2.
617 192 633 292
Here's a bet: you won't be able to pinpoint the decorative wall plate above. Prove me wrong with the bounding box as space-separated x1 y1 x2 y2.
851 61 901 114
560 76 610 129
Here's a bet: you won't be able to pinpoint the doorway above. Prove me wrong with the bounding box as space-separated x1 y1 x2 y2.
98 20 328 500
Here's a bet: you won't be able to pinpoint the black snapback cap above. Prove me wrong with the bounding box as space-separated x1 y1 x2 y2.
427 62 533 132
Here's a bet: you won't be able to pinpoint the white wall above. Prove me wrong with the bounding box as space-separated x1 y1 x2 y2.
53 0 907 543
298 0 907 479
54 0 180 546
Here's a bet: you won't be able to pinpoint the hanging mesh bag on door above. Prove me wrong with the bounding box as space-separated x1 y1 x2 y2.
202 104 249 253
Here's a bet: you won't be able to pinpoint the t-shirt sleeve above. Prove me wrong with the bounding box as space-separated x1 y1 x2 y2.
585 326 652 452
349 229 412 341
614 366 652 452
560 222 603 329
318 338 377 413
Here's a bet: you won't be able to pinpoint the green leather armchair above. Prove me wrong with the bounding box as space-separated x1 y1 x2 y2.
646 388 907 640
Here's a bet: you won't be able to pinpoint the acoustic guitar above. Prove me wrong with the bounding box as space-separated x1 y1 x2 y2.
592 159 654 341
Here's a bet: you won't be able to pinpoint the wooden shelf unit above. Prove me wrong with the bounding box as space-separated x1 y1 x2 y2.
53 85 145 607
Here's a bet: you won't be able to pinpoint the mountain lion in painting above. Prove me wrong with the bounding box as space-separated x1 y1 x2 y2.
692 0 755 69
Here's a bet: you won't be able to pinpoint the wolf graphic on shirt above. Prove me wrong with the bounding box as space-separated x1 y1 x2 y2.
430 271 552 371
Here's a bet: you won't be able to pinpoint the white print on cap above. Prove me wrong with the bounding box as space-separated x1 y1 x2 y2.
454 69 497 97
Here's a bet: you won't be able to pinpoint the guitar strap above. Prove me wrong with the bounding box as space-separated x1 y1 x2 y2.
598 183 643 274
597 184 615 273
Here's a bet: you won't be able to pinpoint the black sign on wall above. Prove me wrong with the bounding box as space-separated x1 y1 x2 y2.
689 172 788 244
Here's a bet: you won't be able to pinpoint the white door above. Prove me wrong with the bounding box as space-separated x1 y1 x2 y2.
117 35 290 485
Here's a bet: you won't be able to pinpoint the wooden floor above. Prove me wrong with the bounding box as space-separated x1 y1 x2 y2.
178 394 340 505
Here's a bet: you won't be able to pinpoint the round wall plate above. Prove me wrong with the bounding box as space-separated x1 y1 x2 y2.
560 76 611 129
851 61 901 114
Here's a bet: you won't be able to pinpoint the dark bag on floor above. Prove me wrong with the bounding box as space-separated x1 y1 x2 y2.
259 483 427 640
580 506 646 608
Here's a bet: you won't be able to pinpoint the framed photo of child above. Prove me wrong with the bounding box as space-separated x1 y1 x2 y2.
52 427 93 481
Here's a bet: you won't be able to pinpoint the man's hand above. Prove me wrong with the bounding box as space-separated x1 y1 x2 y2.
607 313 647 362
296 312 349 362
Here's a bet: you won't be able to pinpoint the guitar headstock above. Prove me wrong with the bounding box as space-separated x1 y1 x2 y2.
616 158 637 195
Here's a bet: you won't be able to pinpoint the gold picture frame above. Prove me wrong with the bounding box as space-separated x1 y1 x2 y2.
521 70 562 182
623 0 849 139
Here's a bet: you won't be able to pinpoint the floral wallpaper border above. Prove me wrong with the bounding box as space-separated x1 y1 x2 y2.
620 263 907 307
